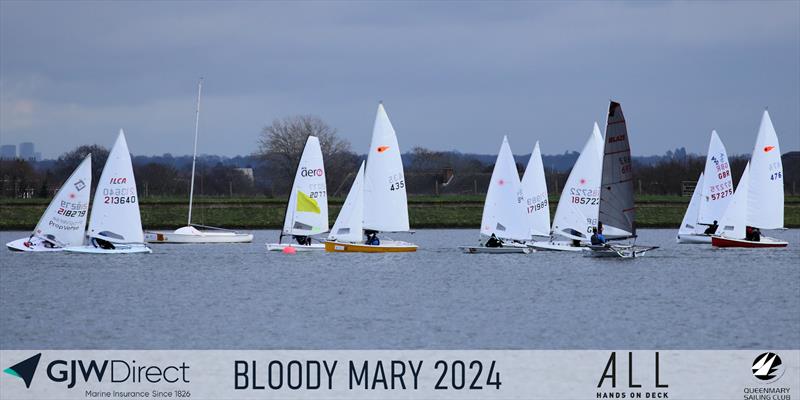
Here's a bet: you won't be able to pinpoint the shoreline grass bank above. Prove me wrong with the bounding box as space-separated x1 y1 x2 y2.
2 195 800 230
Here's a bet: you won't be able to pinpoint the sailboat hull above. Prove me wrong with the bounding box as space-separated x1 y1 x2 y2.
145 230 253 244
266 243 325 252
711 236 788 248
584 244 656 258
676 234 712 244
64 243 152 254
324 240 417 253
529 241 587 252
459 246 531 254
6 238 65 252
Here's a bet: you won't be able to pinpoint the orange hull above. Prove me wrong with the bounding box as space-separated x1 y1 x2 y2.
324 241 418 253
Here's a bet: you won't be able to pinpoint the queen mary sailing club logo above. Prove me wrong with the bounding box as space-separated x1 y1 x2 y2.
4 353 41 388
752 352 785 383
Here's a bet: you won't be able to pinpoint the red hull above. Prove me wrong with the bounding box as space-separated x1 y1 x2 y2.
711 236 788 248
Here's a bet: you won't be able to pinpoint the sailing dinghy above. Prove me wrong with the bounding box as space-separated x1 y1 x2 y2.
266 136 329 251
145 79 253 244
531 123 603 252
712 110 787 248
6 155 92 252
324 103 417 252
460 136 532 254
677 131 733 243
65 130 152 254
585 102 657 258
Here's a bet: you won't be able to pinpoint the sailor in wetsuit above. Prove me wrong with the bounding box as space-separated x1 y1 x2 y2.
485 233 503 248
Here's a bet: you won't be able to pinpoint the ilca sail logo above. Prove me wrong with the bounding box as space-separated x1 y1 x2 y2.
751 352 784 383
4 353 42 388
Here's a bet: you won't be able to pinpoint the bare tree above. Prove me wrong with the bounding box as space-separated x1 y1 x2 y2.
257 115 357 195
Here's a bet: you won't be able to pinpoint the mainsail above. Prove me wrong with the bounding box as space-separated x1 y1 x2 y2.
551 123 604 241
32 154 92 246
480 136 529 241
282 136 329 237
598 101 635 238
328 161 365 243
718 163 750 239
678 173 704 236
520 141 550 237
746 110 784 229
363 103 410 232
697 130 733 225
87 130 144 244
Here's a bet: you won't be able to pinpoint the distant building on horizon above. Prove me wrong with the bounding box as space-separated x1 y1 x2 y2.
0 144 16 160
19 142 35 161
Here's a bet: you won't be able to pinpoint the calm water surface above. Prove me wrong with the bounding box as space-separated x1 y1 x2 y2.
1 229 798 349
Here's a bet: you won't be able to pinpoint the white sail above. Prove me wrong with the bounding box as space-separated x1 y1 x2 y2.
480 136 529 241
87 130 144 243
697 130 734 225
328 161 365 243
678 173 704 236
283 136 329 237
32 154 92 246
718 163 750 239
520 141 550 237
551 122 604 241
746 110 784 229
599 101 635 238
363 103 410 232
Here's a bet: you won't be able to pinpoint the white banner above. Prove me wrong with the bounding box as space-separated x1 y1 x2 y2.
1 350 797 399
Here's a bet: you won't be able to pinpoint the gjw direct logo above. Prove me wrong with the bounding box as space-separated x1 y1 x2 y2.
4 353 189 389
751 352 785 383
4 353 41 388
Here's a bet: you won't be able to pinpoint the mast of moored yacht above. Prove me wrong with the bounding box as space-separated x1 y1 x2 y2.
187 77 203 226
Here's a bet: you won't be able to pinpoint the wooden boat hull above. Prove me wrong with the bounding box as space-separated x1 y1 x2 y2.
459 246 532 254
145 230 253 244
266 243 325 252
529 241 586 252
64 244 152 254
6 238 65 252
676 233 712 244
711 236 788 248
324 241 417 253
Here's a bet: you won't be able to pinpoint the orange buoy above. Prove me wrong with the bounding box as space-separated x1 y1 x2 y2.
282 246 297 255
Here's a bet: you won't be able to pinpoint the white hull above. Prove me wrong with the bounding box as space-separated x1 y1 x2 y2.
6 238 64 252
64 244 152 254
529 241 587 252
145 229 253 244
266 243 325 252
460 246 532 254
676 233 712 244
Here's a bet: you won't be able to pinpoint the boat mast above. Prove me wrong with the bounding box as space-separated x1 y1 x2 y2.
187 77 203 226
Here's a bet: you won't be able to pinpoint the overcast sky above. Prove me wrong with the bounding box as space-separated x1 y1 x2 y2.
1 1 798 159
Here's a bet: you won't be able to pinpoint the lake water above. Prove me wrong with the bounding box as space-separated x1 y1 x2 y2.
1 229 798 350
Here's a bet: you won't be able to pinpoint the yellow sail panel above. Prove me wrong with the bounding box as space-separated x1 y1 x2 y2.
296 191 321 214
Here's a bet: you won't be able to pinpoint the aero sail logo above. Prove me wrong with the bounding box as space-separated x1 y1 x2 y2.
4 353 41 388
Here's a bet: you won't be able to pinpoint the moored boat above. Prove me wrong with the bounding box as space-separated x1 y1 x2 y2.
145 79 252 244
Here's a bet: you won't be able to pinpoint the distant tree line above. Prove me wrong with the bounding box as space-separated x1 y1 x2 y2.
1 115 798 199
